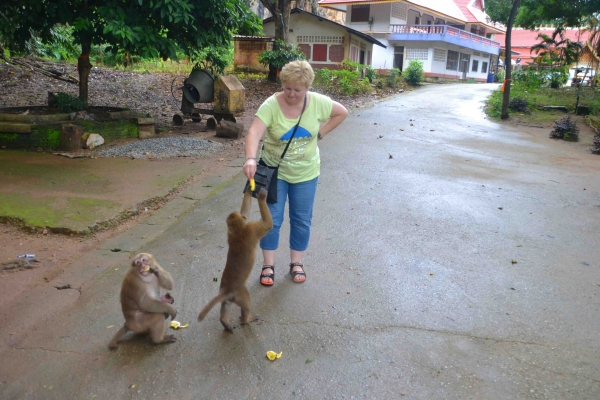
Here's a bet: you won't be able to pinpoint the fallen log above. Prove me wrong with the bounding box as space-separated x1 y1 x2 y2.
216 120 244 139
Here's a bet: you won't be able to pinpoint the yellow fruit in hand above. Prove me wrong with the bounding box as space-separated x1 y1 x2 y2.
250 179 256 191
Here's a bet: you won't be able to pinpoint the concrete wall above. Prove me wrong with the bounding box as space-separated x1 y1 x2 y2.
264 13 376 68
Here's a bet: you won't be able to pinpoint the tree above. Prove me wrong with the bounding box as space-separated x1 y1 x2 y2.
531 28 583 68
515 0 600 29
486 0 599 118
0 0 262 104
486 0 521 120
260 1 293 43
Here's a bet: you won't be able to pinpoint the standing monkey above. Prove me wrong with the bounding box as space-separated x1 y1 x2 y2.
108 253 177 350
198 188 273 332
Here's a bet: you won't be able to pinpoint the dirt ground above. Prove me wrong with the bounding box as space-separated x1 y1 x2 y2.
1 59 598 307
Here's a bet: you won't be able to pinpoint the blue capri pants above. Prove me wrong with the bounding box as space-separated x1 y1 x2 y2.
260 177 318 252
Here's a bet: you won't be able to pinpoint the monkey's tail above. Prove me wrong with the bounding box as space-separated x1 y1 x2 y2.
197 292 228 322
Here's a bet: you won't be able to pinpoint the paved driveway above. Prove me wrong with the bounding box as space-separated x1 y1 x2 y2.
1 83 599 399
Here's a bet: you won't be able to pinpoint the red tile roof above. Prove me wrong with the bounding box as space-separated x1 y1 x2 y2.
494 29 590 48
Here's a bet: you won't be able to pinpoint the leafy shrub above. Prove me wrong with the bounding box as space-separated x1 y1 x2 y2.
494 68 506 83
313 67 373 95
590 97 600 117
25 24 81 61
314 68 333 89
485 89 503 119
508 98 529 113
402 60 424 86
512 68 545 90
365 66 377 83
51 93 86 112
385 68 402 88
550 115 579 141
258 40 306 69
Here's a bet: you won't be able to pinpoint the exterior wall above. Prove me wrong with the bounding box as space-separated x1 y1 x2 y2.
373 40 492 81
371 38 394 69
264 13 376 68
233 39 273 72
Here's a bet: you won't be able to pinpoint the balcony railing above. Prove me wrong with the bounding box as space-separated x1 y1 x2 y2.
388 24 501 50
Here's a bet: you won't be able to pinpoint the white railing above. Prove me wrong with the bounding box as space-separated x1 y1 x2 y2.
389 24 501 49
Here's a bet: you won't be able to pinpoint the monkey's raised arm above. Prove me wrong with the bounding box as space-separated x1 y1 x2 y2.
240 187 253 220
251 189 273 237
150 265 174 291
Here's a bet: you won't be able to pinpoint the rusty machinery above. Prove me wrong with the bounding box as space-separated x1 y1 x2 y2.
171 69 245 129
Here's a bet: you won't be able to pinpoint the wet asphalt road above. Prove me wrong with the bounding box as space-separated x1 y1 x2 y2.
1 83 599 399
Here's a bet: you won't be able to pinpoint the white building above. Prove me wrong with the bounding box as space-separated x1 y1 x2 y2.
262 8 386 70
318 0 505 82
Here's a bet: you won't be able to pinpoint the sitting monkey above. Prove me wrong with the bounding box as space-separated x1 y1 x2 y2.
108 253 177 350
198 187 273 332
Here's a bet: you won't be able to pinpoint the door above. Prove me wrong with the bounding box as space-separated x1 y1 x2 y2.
394 46 405 71
459 52 470 79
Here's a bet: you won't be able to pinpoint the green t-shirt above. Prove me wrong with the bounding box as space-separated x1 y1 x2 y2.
256 91 333 183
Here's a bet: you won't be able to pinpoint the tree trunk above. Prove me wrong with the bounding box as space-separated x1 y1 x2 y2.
261 0 291 43
78 43 92 105
268 64 278 82
501 0 521 120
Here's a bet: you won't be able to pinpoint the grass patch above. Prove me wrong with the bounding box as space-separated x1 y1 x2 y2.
485 86 599 123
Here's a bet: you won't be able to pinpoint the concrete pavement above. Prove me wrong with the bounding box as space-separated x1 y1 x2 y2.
1 83 599 399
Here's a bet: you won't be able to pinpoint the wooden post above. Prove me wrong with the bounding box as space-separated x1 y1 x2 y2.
59 124 84 151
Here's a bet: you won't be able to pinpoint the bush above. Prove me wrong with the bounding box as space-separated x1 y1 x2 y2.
365 66 377 83
51 92 86 112
512 68 545 91
258 40 306 70
494 69 506 83
485 89 503 119
550 115 579 141
402 60 424 86
508 98 529 113
385 68 402 88
312 67 373 96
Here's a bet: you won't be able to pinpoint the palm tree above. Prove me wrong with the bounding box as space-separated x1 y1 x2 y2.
531 27 583 88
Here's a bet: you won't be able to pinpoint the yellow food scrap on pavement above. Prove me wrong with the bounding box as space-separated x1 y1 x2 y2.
169 321 189 329
266 351 282 361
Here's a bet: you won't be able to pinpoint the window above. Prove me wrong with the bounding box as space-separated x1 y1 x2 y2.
406 48 429 61
446 50 458 70
415 16 421 24
350 46 358 62
433 48 446 62
472 60 479 72
313 44 327 62
351 5 370 22
481 61 488 73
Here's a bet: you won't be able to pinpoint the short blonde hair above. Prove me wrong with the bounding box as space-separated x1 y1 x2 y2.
280 60 314 88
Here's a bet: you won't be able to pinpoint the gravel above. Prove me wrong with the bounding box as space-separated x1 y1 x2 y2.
92 137 225 159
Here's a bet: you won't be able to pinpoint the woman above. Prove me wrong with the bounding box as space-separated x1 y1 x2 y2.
243 60 348 285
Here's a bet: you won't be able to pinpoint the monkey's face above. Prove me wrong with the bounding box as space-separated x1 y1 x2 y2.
132 253 154 276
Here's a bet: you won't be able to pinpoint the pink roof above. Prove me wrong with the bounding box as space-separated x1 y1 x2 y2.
453 0 478 23
495 29 591 48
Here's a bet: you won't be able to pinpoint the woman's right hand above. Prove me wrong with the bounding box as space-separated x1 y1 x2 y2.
243 158 257 180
